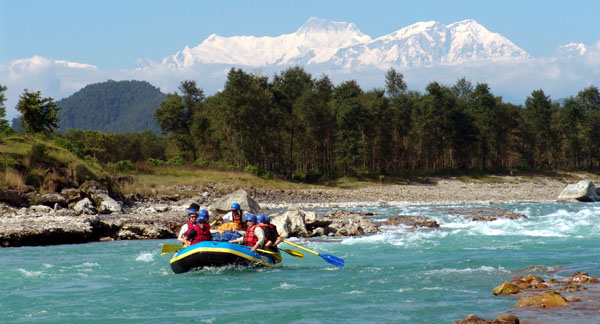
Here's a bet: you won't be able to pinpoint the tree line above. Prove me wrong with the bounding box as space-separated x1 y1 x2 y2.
2 66 600 180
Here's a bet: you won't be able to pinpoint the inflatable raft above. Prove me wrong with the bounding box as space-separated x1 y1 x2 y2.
169 232 282 274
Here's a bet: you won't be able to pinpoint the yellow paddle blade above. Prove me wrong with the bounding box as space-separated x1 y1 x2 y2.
161 243 184 255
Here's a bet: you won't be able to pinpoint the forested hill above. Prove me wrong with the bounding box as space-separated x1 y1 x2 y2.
56 80 166 133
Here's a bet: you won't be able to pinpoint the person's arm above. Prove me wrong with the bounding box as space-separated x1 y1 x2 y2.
184 228 197 246
177 224 188 243
251 227 265 252
229 237 243 244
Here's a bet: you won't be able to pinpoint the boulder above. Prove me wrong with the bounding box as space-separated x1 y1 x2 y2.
73 198 97 215
93 193 123 214
270 208 309 238
30 205 53 213
557 180 598 202
0 189 26 207
492 282 521 295
61 188 83 204
452 314 519 324
210 189 260 213
515 291 570 308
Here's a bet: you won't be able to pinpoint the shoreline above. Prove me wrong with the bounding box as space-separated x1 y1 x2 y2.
253 176 572 208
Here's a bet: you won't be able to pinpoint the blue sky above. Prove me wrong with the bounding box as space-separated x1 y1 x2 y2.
2 0 599 70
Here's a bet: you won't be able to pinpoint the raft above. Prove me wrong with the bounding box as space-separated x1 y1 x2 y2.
169 232 282 274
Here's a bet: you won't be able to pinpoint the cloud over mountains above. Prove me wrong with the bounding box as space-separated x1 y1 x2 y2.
2 18 599 119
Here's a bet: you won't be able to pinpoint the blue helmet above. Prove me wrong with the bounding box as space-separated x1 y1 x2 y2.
197 209 209 223
187 209 198 217
264 215 271 223
246 213 257 224
230 202 241 210
256 214 266 224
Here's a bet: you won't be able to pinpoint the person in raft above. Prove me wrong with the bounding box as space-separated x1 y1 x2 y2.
184 209 212 246
177 203 201 244
217 202 250 231
257 214 281 250
228 214 264 252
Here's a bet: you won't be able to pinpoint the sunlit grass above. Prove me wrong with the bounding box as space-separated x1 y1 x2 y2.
0 168 26 190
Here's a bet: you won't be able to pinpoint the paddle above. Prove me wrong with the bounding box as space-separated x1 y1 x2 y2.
278 248 304 258
161 243 184 255
283 240 344 267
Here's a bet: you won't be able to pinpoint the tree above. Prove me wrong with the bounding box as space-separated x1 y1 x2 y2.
154 80 204 161
0 83 10 132
16 89 60 133
385 68 407 97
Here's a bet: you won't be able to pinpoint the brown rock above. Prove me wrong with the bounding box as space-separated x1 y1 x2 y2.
492 314 520 324
493 282 522 295
383 215 439 228
515 291 570 308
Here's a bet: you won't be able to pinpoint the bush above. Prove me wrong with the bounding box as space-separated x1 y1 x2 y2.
244 165 259 175
116 160 133 173
54 137 75 153
29 143 48 164
167 156 184 166
193 160 212 168
146 158 165 166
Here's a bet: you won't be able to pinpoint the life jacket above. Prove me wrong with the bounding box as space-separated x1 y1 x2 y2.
190 222 212 245
183 221 194 237
232 210 247 230
242 224 261 247
261 224 278 246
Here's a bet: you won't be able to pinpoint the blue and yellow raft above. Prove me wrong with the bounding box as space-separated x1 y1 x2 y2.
169 232 282 274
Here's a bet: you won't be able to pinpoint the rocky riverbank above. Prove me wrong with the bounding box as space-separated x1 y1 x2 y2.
3 175 600 247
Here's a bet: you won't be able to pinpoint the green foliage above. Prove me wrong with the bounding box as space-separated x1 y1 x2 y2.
167 156 184 166
0 82 11 133
244 165 259 175
16 89 60 133
116 160 133 173
56 80 166 133
147 158 165 166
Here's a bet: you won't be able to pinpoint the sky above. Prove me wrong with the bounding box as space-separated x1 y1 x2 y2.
1 0 600 119
2 0 599 69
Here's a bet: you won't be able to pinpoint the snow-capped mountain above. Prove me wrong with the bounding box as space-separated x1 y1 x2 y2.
161 17 371 69
159 18 530 70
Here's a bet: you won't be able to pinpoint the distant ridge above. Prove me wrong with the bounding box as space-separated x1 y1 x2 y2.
57 80 166 134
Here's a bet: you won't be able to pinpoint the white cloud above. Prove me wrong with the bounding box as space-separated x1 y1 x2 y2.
2 41 600 121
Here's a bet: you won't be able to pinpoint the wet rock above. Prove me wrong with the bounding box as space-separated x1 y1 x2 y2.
383 215 439 228
441 207 526 221
452 314 519 324
270 208 309 238
493 282 522 295
515 290 570 308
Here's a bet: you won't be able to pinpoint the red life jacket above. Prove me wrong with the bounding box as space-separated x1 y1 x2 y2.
190 222 212 245
260 224 278 245
242 224 261 247
183 221 194 237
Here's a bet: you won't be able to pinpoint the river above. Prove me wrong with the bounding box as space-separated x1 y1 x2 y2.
2 202 599 323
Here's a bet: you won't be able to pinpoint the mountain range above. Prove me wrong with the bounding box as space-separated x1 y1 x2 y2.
2 17 599 123
159 18 530 70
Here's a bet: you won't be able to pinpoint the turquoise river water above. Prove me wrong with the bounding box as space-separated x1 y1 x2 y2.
2 202 599 323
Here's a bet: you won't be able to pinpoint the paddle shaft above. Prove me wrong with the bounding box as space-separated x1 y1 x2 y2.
283 240 319 256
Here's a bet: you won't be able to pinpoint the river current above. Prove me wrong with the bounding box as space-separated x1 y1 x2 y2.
2 202 599 323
